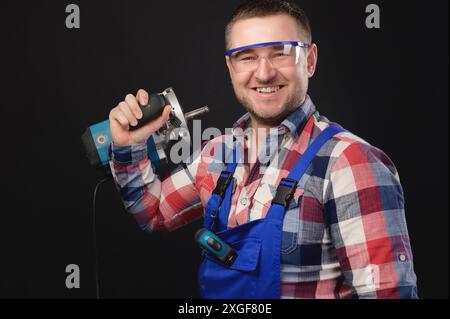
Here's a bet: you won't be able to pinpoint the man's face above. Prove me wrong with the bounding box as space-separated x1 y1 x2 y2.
226 14 318 126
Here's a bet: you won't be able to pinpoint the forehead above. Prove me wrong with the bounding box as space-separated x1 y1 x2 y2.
229 14 301 49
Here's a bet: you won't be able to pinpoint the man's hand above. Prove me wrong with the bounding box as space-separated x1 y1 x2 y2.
109 89 171 146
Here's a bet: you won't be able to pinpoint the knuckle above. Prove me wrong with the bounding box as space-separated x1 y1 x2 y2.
118 116 128 125
119 102 129 111
129 101 139 110
110 107 120 119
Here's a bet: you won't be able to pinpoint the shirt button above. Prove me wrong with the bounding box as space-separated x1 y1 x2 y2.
240 197 248 206
399 253 407 262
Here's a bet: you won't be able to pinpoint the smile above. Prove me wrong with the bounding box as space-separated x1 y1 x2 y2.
252 85 286 95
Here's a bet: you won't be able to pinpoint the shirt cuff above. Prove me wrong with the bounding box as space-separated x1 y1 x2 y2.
111 142 148 165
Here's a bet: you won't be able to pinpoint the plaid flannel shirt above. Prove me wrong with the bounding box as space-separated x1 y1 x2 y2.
109 96 418 299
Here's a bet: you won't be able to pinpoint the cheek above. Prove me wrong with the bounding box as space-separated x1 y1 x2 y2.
281 68 306 88
232 73 252 88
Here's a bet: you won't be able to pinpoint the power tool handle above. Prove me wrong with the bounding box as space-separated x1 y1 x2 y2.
129 93 168 131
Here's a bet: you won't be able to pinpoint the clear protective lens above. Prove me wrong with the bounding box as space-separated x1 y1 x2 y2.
229 43 302 73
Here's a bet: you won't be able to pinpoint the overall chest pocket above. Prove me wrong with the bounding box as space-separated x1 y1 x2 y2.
198 237 262 298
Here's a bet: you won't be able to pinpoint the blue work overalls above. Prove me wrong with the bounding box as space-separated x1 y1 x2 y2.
199 125 346 299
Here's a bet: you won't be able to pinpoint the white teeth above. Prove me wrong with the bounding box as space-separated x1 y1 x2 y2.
256 86 281 93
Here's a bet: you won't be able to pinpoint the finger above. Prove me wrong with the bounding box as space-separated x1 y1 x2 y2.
136 89 149 106
125 94 143 119
140 105 172 135
118 101 138 127
161 105 172 122
155 105 172 127
111 108 130 130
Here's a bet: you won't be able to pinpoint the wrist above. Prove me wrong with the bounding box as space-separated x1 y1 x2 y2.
111 142 148 165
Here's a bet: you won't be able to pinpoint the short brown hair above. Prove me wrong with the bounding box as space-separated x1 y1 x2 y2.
225 0 312 49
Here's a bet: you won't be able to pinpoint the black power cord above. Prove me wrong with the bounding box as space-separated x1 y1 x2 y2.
92 175 112 299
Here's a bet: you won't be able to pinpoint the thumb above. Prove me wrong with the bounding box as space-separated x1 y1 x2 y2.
139 105 172 136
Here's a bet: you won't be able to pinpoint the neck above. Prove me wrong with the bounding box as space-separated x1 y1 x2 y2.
247 117 272 168
250 118 274 134
248 95 307 133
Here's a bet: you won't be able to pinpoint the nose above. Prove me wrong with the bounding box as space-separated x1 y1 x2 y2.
254 57 277 82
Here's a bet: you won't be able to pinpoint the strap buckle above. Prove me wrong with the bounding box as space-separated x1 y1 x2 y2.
272 178 298 207
212 171 234 198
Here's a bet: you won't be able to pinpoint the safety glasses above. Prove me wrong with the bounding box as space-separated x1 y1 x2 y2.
226 41 310 73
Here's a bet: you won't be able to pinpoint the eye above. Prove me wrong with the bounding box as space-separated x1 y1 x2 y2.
238 55 257 62
273 51 289 58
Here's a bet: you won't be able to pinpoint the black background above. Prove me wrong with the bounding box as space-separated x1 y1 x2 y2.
0 0 448 299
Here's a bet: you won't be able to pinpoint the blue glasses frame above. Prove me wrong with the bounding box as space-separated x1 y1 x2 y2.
225 41 310 57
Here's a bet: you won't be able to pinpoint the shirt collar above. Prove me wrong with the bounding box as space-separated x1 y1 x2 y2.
231 94 316 141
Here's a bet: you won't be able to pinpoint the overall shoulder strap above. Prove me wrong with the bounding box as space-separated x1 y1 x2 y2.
204 143 240 230
270 125 347 211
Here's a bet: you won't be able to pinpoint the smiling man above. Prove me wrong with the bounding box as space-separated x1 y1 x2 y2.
225 12 315 130
108 0 418 299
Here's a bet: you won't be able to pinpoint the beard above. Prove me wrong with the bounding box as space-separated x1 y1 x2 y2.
236 88 305 127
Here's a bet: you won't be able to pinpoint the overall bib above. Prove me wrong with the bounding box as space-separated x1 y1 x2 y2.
199 125 346 299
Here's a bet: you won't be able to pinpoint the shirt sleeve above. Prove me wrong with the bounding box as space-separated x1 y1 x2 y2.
324 141 418 299
108 142 205 232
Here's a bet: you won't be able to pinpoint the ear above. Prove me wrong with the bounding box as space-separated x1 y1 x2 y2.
306 43 318 78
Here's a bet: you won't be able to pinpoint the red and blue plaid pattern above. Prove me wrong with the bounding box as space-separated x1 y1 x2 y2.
109 96 418 299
